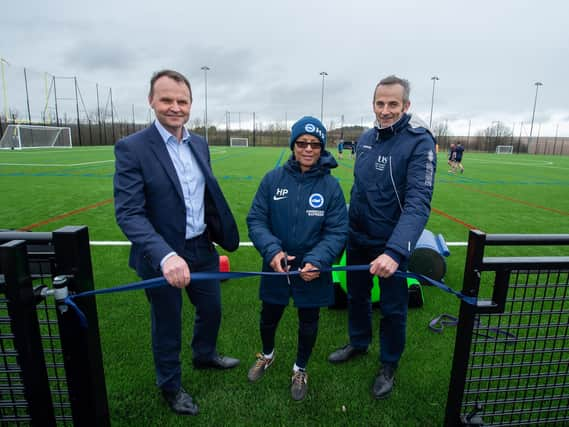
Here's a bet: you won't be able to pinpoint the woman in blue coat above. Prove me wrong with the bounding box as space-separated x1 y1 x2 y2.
246 116 348 401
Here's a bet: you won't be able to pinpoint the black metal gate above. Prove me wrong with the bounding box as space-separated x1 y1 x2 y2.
0 226 109 426
445 230 569 426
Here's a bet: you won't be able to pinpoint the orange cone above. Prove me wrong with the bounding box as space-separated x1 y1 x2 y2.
219 255 230 273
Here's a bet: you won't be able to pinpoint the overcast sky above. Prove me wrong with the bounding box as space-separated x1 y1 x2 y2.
2 0 569 136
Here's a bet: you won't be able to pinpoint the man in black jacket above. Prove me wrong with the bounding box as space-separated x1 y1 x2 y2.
328 75 436 399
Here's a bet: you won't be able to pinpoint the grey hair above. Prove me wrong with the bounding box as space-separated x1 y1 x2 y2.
373 75 411 104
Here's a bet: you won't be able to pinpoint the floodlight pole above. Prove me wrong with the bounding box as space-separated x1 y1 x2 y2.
52 76 60 126
320 72 328 122
23 68 32 123
74 77 83 146
429 76 439 129
1 58 10 122
201 66 210 143
529 81 543 138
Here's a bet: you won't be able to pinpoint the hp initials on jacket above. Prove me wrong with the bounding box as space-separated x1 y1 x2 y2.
273 188 288 201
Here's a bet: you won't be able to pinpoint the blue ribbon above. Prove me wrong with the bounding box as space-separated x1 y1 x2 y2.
64 265 476 327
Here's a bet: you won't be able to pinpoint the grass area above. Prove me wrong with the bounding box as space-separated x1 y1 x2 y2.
1 146 569 425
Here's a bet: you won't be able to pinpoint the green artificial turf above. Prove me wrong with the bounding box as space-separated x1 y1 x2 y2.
1 146 569 425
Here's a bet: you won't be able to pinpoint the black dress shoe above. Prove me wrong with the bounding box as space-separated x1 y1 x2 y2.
193 355 240 370
328 344 368 364
372 364 396 399
162 387 199 415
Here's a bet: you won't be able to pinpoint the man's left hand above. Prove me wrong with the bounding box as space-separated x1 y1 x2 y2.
369 254 399 278
299 262 320 282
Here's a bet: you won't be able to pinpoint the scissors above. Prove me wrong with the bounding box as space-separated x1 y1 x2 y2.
280 252 292 286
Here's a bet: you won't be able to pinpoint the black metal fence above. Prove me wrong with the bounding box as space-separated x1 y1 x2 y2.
0 226 109 426
439 136 569 156
445 230 569 426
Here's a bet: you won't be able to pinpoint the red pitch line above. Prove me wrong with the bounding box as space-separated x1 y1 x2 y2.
19 198 114 231
451 184 569 217
431 207 478 230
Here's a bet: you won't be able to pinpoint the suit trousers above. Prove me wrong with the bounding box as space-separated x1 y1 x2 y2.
346 244 408 367
144 233 221 391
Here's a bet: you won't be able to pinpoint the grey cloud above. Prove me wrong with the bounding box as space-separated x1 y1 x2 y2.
3 0 569 135
64 41 139 71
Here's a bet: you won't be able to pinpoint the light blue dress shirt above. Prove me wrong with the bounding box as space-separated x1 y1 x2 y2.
154 121 206 268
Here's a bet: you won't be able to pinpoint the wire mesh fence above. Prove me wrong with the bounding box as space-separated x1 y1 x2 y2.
0 227 109 426
445 231 569 426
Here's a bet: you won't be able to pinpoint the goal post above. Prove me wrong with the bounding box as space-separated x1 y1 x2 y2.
0 125 73 149
230 137 249 147
495 145 514 154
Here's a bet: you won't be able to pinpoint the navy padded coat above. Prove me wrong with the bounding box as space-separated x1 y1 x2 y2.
247 151 348 307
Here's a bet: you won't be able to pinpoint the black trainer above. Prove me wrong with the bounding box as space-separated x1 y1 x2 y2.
162 387 199 415
372 364 396 399
193 355 240 370
328 344 368 364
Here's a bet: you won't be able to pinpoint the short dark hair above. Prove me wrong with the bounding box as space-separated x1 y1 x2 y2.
373 75 411 104
149 69 192 101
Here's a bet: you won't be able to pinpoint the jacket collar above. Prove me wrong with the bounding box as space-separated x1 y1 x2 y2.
153 120 190 144
374 113 411 141
285 150 337 176
147 125 184 200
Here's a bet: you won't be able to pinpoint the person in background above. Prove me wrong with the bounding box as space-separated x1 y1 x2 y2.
328 75 436 400
113 69 240 417
350 140 357 159
448 143 456 172
337 139 344 159
247 116 348 401
453 142 465 174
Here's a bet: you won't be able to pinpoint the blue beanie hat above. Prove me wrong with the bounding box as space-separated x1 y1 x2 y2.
289 116 327 150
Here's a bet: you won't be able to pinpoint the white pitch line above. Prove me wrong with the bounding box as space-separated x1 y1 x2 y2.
13 147 112 153
446 242 467 247
89 241 466 247
468 158 554 167
464 158 569 171
0 160 114 167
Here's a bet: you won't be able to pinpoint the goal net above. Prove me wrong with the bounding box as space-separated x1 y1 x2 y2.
230 137 249 147
495 145 514 154
0 125 72 149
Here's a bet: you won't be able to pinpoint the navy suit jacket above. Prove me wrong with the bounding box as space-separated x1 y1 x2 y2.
114 124 239 279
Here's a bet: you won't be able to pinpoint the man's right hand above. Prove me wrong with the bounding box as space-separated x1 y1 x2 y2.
269 251 296 273
162 255 191 288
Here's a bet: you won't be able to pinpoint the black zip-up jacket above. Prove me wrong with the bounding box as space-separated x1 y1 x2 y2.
349 113 436 264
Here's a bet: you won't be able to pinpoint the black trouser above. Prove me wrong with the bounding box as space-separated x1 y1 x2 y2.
260 302 320 369
347 243 408 367
144 233 220 392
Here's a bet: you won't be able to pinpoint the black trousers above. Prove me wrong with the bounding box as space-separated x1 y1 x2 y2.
144 233 220 391
260 302 320 369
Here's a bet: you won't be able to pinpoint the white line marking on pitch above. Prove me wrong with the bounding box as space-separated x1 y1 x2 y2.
12 148 113 154
468 158 560 167
90 241 467 247
0 160 114 167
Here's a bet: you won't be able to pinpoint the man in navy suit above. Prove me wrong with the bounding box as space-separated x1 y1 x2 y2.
114 69 240 416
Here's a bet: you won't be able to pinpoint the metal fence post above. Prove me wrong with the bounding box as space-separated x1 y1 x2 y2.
444 230 486 426
51 226 110 426
0 240 56 426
